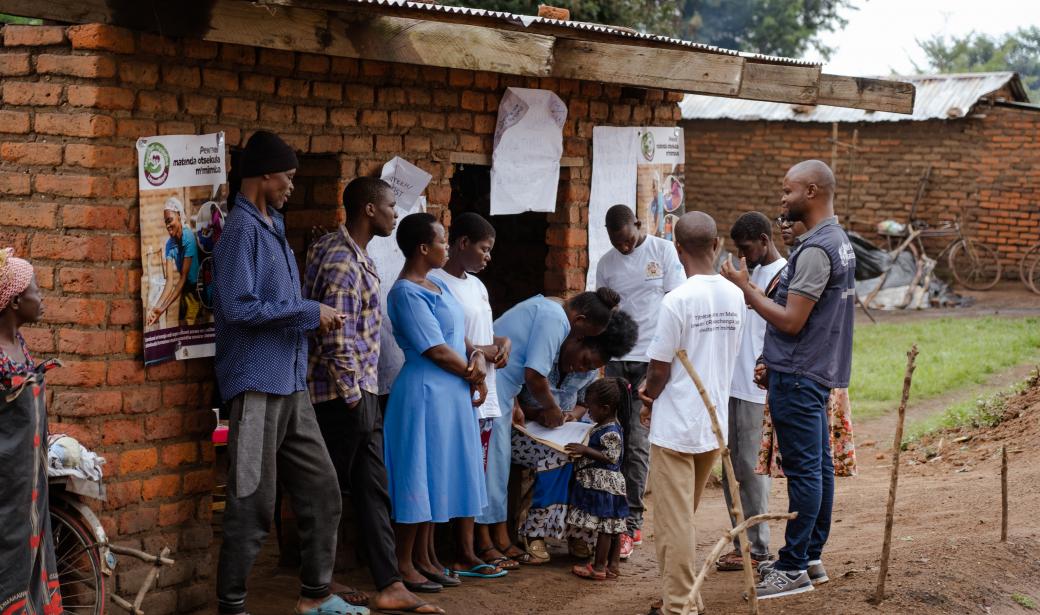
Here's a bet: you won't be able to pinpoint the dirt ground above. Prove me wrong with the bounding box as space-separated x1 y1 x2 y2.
217 288 1040 615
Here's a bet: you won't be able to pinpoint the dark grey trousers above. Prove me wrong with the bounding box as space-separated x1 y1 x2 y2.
721 397 772 557
217 391 342 614
606 360 650 534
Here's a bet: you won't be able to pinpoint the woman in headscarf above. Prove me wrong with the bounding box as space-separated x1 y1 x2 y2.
0 248 62 614
147 197 202 326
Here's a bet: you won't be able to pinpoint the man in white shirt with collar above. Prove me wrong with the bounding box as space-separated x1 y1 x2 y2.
595 204 685 559
639 211 746 615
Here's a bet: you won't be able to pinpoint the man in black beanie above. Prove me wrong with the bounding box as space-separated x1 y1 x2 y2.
212 131 364 615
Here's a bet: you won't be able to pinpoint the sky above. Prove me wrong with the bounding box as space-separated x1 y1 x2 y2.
803 0 1040 77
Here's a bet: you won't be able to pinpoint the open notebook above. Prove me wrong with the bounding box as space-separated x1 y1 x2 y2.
513 421 595 454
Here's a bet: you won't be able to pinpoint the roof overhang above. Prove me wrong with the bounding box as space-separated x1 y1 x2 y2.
0 0 915 114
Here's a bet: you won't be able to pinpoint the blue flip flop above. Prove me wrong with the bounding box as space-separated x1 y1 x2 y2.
296 595 370 615
451 564 507 579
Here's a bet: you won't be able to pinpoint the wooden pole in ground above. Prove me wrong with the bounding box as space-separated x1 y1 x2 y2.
1001 445 1008 542
675 350 758 615
874 344 919 604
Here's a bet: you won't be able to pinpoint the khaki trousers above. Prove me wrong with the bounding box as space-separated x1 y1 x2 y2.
650 444 721 615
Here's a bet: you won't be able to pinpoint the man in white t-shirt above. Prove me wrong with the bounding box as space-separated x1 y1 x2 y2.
595 204 684 559
715 211 787 574
639 211 746 615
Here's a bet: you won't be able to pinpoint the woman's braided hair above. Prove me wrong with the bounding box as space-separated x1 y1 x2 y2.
584 376 630 420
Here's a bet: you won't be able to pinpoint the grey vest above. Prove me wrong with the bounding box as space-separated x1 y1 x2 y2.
763 220 856 389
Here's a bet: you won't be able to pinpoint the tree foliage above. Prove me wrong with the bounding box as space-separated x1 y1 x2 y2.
915 27 1040 102
451 0 849 58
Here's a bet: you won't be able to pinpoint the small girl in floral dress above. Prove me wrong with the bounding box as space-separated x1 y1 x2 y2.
565 377 629 581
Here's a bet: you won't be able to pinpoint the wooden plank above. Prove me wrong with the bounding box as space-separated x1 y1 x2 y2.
0 0 110 24
818 74 916 114
551 38 743 96
738 61 821 104
450 152 584 167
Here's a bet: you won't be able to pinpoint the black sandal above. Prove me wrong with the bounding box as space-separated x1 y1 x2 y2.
418 567 461 588
478 547 519 570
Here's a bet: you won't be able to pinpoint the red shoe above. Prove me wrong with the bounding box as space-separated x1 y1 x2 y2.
632 529 643 546
619 533 635 560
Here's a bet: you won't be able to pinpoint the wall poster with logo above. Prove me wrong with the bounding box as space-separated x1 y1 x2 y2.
586 126 685 290
137 132 228 365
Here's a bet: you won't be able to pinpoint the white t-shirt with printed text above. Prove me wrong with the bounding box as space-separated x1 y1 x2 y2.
730 258 787 404
595 235 685 362
645 274 747 454
429 268 501 419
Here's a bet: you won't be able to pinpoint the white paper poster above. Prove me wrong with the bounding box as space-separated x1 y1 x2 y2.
490 87 568 215
586 127 685 290
381 156 432 211
136 133 228 364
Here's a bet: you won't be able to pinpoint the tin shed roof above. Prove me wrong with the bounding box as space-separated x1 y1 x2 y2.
680 72 1028 122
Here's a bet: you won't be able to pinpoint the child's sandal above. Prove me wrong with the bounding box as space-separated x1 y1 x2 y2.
571 563 608 581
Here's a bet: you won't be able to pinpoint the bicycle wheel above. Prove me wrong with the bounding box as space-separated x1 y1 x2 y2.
51 504 107 615
948 239 1002 290
1027 250 1040 295
1018 243 1040 291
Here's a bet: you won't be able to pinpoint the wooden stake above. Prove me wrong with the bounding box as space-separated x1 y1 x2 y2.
874 344 919 603
675 350 758 615
1001 445 1008 542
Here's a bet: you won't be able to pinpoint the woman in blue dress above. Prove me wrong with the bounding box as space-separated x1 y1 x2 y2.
384 213 489 593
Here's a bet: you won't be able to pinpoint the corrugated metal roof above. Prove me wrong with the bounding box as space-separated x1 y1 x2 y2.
680 72 1026 122
334 0 821 67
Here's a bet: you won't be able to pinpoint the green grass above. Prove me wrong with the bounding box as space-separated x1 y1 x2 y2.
902 381 1022 445
1013 593 1038 610
849 316 1040 421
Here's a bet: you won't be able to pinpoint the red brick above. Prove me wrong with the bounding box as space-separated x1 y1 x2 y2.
138 33 178 56
108 299 139 326
342 135 372 154
145 360 186 381
0 172 30 195
377 87 406 106
259 48 295 71
162 442 198 468
295 105 326 125
142 474 181 501
183 469 214 495
474 114 496 135
241 73 275 94
310 135 342 153
311 81 341 101
329 108 356 128
202 68 237 91
104 480 141 509
447 113 472 130
330 57 358 77
161 383 199 406
109 235 138 259
101 418 146 446
345 85 374 105
158 500 194 527
145 413 182 440
461 90 484 112
449 69 474 87
0 53 30 76
122 386 162 414
68 24 135 53
2 81 62 106
296 52 329 73
63 144 134 170
0 142 62 166
375 135 401 153
119 448 158 475
220 43 255 66
62 204 130 231
118 506 158 534
182 39 218 59
277 78 309 99
20 326 54 351
136 91 178 114
50 390 122 417
30 266 54 290
391 111 418 128
34 113 115 138
459 134 482 152
107 360 145 386
116 118 156 139
158 120 196 135
31 233 109 261
37 53 116 78
183 94 217 116
45 359 107 387
0 110 30 134
65 84 134 110
34 174 110 197
547 227 588 248
162 64 199 87
360 110 388 128
3 25 66 47
118 60 158 85
258 103 293 124
0 201 56 228
221 97 257 121
403 135 431 153
474 72 498 90
59 267 125 294
58 328 125 355
361 60 389 77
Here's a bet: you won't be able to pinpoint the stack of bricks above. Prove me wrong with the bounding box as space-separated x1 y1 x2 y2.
683 100 1040 275
0 21 682 613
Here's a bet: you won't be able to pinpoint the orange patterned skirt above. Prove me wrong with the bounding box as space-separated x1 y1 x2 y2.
755 388 858 478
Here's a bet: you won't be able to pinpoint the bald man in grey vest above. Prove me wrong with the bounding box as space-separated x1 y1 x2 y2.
722 160 856 600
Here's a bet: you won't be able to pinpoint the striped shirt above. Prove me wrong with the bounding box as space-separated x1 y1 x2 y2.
304 225 382 404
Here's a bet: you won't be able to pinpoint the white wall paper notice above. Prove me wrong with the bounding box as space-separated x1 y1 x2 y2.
586 127 638 290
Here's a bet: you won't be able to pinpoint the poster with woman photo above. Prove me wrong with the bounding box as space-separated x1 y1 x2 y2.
634 127 685 242
137 132 227 365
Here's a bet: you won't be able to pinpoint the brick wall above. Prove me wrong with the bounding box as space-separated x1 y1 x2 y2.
683 104 1040 274
0 22 681 613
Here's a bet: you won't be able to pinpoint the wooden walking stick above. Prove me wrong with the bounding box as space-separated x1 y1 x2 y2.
874 344 918 604
1001 445 1008 542
675 350 759 615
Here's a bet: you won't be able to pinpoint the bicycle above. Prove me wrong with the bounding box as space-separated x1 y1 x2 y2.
1018 241 1040 295
50 476 175 615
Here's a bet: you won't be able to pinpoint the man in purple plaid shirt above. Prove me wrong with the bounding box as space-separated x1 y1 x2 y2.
305 177 444 615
